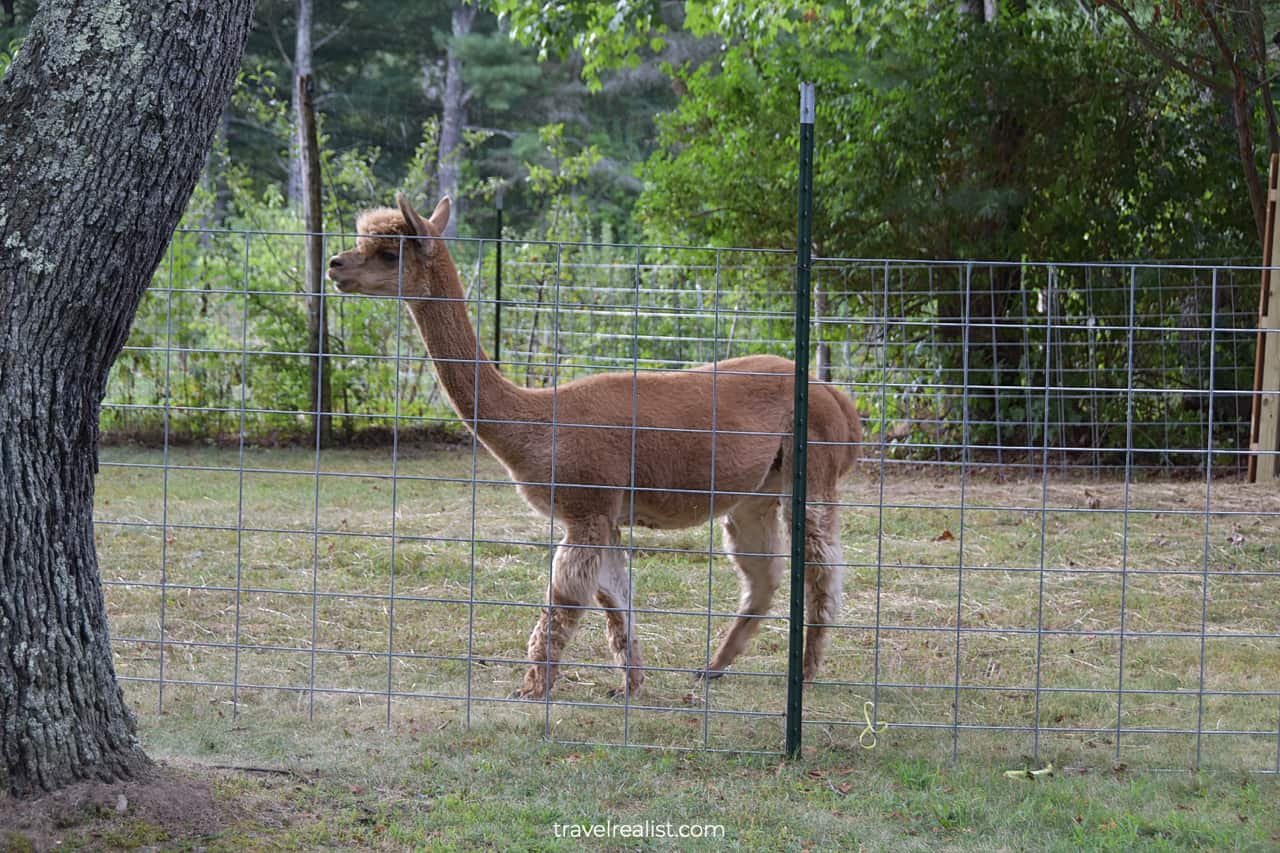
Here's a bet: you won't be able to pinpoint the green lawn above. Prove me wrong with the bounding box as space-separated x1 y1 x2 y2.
70 443 1280 848
20 713 1278 851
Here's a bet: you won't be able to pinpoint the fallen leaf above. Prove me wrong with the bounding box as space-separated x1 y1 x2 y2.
933 529 956 542
1003 762 1054 781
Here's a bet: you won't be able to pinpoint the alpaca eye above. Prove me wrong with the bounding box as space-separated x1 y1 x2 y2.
378 250 398 263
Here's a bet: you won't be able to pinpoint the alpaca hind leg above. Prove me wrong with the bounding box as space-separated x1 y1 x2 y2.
595 538 644 698
801 504 845 682
704 498 784 677
517 538 601 699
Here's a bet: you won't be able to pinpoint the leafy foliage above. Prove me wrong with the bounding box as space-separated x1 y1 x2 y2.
3 0 1254 460
615 4 1258 457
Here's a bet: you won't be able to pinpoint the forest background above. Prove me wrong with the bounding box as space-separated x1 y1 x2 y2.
1 0 1271 451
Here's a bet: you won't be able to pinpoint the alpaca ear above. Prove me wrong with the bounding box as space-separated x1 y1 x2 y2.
428 196 451 233
395 192 431 237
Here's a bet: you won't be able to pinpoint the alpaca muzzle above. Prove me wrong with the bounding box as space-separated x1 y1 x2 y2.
327 257 357 292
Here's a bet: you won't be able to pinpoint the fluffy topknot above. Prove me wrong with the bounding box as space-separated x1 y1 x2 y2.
355 207 412 237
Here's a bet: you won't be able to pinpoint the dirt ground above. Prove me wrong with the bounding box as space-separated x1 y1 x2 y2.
0 764 234 852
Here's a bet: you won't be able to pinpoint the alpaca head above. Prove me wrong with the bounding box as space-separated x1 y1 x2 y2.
327 193 452 296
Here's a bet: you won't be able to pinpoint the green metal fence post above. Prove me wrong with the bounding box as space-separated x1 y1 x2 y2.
494 192 503 365
785 82 816 759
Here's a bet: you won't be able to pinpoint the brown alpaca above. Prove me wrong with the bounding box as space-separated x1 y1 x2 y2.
328 194 861 699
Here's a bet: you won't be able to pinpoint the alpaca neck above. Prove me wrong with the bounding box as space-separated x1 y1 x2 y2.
406 262 532 441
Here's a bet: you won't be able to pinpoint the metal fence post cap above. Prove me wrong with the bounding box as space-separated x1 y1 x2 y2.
799 83 815 125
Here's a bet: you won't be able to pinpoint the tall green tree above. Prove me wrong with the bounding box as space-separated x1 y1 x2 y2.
1100 0 1279 242
226 1 669 238
492 0 1256 454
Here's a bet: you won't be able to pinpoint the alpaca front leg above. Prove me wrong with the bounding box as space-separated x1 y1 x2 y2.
515 540 599 699
517 598 584 699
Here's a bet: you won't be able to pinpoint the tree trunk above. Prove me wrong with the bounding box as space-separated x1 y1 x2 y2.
298 74 333 448
1231 80 1267 244
198 110 233 250
437 3 477 239
0 0 255 798
814 279 831 382
1247 0 1280 156
287 0 314 207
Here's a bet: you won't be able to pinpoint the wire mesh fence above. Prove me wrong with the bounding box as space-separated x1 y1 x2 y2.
95 227 1280 772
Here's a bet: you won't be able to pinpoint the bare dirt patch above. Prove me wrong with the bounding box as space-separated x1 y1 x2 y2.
0 764 230 852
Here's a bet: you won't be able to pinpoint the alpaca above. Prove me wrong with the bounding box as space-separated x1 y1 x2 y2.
327 194 862 699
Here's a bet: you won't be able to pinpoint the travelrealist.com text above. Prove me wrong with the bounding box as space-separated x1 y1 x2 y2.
552 820 726 840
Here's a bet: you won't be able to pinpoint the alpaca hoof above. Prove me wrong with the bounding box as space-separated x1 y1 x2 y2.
509 687 545 701
606 682 643 701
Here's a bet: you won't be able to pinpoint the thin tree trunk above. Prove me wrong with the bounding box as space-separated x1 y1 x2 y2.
298 74 332 447
0 0 255 798
437 3 477 239
1247 0 1280 156
198 110 232 250
1231 80 1267 244
288 0 314 206
814 280 831 382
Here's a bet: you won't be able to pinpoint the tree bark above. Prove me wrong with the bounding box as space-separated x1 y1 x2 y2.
813 279 831 382
0 0 255 798
287 0 314 207
437 2 477 239
1231 80 1267 244
298 74 333 447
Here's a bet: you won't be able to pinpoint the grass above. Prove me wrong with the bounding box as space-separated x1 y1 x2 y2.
93 443 1280 776
20 713 1271 851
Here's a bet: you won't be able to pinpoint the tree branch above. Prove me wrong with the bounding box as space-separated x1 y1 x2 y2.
270 16 294 71
1194 0 1241 80
1245 0 1280 152
314 17 351 51
1099 1 1231 92
463 124 520 140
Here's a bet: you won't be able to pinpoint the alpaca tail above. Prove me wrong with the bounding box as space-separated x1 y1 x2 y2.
822 383 863 477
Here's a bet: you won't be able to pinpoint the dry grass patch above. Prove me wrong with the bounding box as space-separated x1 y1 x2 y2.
97 446 1280 769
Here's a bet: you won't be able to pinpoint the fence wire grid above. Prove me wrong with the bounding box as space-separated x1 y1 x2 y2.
95 228 1280 772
